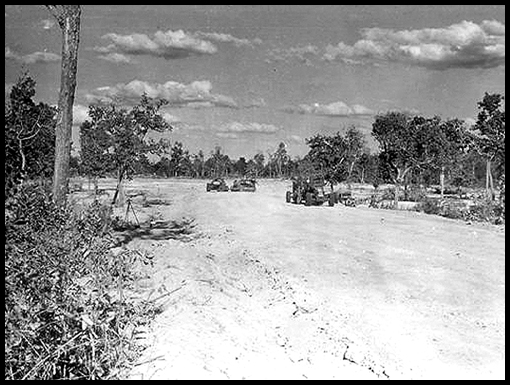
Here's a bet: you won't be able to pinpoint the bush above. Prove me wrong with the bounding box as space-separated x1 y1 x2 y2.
417 198 441 215
5 183 158 380
416 195 505 225
466 200 505 225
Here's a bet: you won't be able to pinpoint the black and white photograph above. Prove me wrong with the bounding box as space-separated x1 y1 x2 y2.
5 5 505 380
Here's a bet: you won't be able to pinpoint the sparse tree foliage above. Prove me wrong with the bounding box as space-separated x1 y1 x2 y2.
80 94 171 204
470 93 505 200
5 73 56 199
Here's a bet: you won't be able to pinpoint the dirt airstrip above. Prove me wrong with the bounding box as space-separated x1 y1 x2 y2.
83 178 504 380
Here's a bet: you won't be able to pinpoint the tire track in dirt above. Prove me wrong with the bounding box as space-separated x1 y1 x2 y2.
117 178 504 380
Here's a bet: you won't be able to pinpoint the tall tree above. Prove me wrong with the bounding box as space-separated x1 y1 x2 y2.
5 74 56 199
344 126 366 181
272 142 290 177
253 152 265 177
305 132 349 189
470 93 505 201
372 112 440 207
45 5 81 205
81 95 171 205
192 150 205 178
430 118 469 198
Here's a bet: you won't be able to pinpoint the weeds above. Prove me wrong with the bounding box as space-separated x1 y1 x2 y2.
5 183 159 380
416 196 505 225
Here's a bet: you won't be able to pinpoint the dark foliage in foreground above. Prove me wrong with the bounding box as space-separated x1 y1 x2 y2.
5 183 159 380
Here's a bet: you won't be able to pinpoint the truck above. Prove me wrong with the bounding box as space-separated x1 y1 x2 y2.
286 175 336 207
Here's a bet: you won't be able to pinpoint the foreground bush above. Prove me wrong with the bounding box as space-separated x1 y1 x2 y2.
5 184 158 380
416 197 505 225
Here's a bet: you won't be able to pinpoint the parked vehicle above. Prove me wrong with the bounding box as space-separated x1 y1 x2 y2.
206 178 229 192
336 190 356 207
286 175 336 207
231 178 257 192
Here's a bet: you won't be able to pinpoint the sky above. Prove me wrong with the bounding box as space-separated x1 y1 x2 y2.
5 5 506 160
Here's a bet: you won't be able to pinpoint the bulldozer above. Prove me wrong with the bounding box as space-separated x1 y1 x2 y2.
286 175 336 207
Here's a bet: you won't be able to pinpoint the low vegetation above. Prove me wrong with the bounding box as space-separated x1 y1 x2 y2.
5 183 160 380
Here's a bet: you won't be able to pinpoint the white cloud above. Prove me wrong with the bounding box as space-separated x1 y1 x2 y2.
288 135 304 144
40 19 55 30
267 44 320 65
73 104 90 126
218 121 281 134
195 31 262 48
94 30 217 60
85 79 238 109
97 52 132 64
282 101 374 117
216 132 239 139
5 46 60 64
463 117 477 129
93 29 264 62
5 82 14 96
323 20 505 70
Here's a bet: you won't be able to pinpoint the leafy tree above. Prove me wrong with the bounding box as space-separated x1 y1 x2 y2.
344 126 366 181
205 146 232 178
253 152 265 177
429 118 469 197
305 132 349 188
372 112 443 207
5 73 56 199
234 157 248 176
154 156 172 177
353 149 379 184
469 93 505 200
80 94 171 204
45 5 81 205
271 142 290 177
169 141 190 177
80 119 113 190
192 150 206 178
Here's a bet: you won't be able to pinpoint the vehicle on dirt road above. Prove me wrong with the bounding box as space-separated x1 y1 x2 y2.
336 190 356 207
231 178 257 192
206 178 230 192
286 175 336 207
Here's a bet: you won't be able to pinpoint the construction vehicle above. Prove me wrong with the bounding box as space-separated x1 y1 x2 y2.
286 175 336 207
206 178 230 192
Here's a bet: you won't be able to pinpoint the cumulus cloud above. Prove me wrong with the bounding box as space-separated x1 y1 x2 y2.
267 44 320 65
40 19 55 30
93 29 262 61
73 104 90 126
85 79 238 109
195 31 262 48
93 30 217 60
323 20 505 70
217 121 280 134
97 52 132 64
288 135 304 144
282 101 374 117
5 46 60 64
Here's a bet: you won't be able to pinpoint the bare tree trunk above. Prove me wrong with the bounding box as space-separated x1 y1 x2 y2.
112 170 125 206
46 5 81 206
440 165 445 199
486 158 495 201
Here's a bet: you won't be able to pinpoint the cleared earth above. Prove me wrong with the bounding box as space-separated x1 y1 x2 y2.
78 178 504 380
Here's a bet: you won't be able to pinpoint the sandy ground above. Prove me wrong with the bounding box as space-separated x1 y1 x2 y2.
87 178 504 380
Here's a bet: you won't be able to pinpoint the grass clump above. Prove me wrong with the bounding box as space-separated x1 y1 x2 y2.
5 183 159 380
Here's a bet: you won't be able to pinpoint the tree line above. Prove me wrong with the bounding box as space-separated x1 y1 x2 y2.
5 73 505 206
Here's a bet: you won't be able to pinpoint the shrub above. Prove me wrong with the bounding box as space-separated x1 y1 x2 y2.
466 200 505 225
417 197 441 215
5 183 158 380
